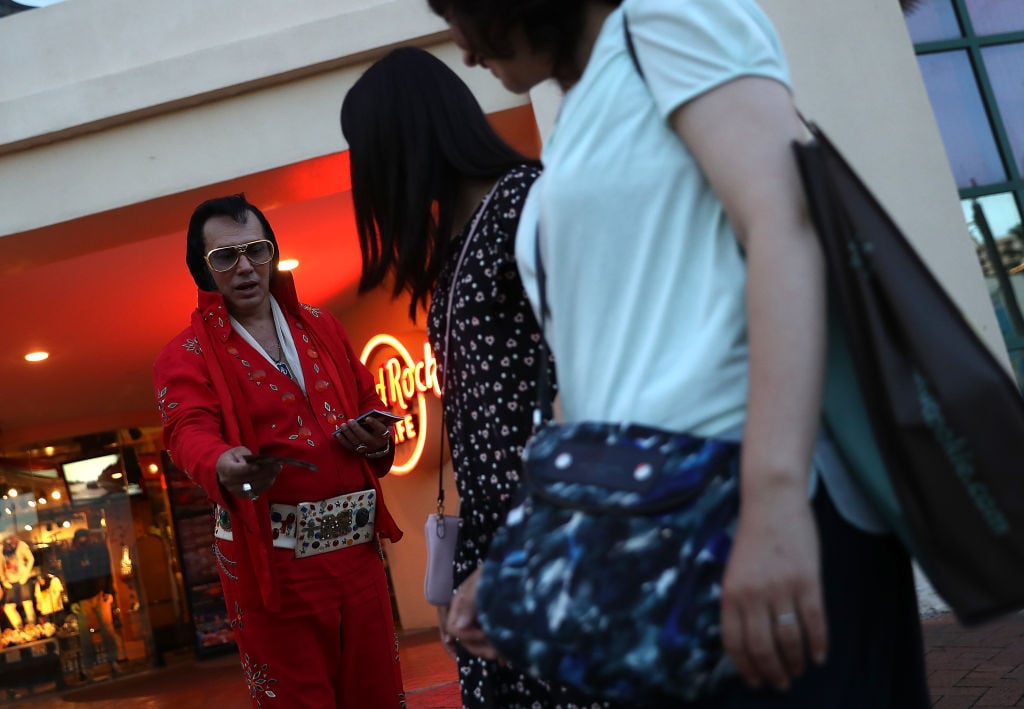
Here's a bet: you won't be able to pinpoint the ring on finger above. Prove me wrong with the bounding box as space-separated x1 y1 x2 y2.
382 429 392 439
775 611 798 626
355 444 368 453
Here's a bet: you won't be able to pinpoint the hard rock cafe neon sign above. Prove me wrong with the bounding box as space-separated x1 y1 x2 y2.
359 335 441 475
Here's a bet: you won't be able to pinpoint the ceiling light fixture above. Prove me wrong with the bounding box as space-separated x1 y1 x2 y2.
278 259 299 271
24 351 49 362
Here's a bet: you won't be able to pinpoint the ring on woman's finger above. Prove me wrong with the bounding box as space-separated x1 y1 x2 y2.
775 611 798 626
355 444 368 453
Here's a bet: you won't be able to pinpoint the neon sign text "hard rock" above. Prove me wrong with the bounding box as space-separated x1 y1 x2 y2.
359 335 441 475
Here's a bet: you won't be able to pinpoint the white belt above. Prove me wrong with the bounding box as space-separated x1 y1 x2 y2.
213 489 377 558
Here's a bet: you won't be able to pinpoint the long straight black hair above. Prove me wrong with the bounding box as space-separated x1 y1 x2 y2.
341 46 539 319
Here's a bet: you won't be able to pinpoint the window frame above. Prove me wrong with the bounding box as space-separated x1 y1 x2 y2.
908 0 1024 379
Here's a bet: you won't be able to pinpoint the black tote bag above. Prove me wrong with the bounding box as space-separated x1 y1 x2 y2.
794 123 1024 624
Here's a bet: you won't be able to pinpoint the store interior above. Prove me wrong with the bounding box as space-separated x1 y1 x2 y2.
0 426 211 697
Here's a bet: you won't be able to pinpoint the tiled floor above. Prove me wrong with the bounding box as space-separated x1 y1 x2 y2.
923 613 1024 708
7 613 1024 707
2 629 461 708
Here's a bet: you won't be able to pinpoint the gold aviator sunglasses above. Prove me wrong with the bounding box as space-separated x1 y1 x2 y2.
205 239 276 272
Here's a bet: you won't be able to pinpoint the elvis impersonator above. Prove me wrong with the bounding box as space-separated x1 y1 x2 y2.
154 194 406 708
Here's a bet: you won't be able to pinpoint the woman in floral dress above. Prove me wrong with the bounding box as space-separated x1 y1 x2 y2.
342 46 609 709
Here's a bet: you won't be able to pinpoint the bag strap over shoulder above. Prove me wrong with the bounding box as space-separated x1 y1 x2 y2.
622 13 645 80
532 231 554 429
435 182 501 514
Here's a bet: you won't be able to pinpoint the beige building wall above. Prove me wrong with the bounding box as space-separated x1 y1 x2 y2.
0 0 529 235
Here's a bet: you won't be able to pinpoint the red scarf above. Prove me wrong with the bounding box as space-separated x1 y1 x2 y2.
189 272 401 610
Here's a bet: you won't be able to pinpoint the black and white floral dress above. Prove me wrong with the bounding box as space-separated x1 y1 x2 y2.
427 166 609 709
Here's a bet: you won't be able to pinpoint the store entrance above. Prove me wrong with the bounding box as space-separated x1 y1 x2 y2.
0 427 201 701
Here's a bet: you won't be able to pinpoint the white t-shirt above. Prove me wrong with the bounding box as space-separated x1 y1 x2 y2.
516 0 886 532
517 0 788 436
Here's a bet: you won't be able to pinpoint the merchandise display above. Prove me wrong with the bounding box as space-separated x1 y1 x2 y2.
0 620 57 648
163 453 235 657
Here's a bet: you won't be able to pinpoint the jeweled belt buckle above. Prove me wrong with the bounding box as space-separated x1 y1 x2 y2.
294 489 376 558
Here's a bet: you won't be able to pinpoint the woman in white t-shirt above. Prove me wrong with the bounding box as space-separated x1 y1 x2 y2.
427 0 929 706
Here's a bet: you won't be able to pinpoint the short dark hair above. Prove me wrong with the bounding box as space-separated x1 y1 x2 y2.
341 47 538 319
426 0 622 84
185 194 279 292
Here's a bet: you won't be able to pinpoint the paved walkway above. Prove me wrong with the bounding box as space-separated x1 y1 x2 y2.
5 612 1024 707
925 612 1024 708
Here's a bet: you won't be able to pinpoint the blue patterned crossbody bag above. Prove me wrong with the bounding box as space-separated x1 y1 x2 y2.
475 196 742 701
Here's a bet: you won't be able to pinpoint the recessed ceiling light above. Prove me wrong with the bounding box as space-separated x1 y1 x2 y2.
278 259 299 271
25 351 49 362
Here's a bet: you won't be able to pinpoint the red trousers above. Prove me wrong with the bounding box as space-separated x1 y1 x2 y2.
219 539 405 708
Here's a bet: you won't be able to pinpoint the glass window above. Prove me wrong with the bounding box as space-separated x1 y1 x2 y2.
905 0 962 43
961 194 1024 352
981 43 1024 176
961 192 1023 248
964 0 1024 35
918 51 1006 189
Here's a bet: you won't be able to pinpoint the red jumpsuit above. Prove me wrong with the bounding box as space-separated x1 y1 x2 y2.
154 273 405 708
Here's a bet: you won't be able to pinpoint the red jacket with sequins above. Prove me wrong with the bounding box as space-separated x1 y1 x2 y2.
153 272 402 611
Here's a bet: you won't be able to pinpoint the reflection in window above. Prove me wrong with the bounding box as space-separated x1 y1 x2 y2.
918 51 1005 189
982 43 1024 176
961 193 1024 272
960 194 1024 377
905 0 962 43
965 0 1024 35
